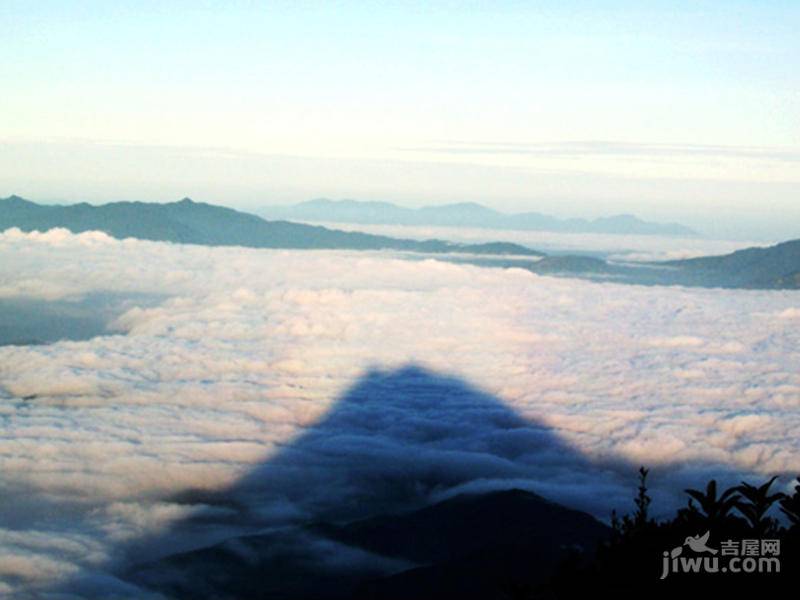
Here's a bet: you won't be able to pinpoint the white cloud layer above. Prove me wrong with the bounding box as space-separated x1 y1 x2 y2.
290 220 769 260
0 227 798 596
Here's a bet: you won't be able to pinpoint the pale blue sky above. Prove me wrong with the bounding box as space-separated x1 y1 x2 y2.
2 1 799 238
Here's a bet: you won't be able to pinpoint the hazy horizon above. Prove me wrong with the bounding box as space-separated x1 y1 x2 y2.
2 184 796 242
2 1 799 241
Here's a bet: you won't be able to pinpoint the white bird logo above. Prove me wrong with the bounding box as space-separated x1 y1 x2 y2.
684 531 718 554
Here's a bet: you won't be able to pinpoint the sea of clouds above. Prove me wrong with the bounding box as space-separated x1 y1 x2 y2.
293 220 768 261
0 227 798 597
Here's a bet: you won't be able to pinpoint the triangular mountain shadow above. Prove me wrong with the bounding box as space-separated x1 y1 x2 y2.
56 365 770 599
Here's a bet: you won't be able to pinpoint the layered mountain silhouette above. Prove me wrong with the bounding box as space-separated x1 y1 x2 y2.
3 195 797 289
259 198 699 237
0 195 542 256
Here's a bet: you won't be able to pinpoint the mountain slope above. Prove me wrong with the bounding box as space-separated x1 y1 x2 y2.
260 198 699 237
0 196 543 256
317 487 609 564
663 238 800 288
442 239 800 289
127 489 610 600
3 196 795 289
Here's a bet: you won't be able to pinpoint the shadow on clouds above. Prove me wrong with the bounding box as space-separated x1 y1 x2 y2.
57 364 787 599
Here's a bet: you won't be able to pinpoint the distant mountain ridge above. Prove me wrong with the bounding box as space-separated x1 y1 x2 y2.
2 195 796 289
260 198 699 237
0 195 543 257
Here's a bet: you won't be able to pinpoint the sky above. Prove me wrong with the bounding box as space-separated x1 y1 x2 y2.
2 1 799 239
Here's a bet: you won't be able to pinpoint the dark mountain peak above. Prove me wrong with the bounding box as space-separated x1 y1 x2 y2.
310 484 611 586
427 488 558 515
451 487 547 503
412 487 579 525
177 197 195 205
